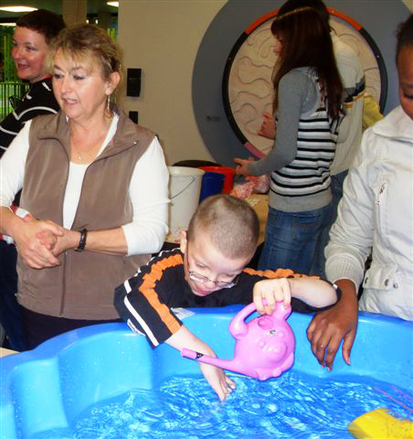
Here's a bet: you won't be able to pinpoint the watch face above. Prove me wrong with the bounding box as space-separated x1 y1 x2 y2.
222 8 387 159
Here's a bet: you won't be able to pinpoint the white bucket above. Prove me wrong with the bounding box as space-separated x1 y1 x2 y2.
168 166 205 235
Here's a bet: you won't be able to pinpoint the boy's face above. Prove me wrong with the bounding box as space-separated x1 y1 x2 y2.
180 231 251 297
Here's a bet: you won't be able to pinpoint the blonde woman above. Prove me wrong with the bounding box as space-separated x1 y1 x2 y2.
0 24 169 348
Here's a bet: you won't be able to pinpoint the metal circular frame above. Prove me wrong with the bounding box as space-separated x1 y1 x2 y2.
222 7 388 158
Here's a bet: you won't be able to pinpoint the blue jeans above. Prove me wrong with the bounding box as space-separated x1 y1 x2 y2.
309 171 348 278
258 203 333 275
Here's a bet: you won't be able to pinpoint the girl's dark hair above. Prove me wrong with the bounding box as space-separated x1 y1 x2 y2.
271 7 343 120
396 13 413 64
16 9 66 45
278 0 330 28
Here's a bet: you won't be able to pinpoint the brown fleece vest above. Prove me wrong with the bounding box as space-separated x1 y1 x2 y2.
17 111 155 319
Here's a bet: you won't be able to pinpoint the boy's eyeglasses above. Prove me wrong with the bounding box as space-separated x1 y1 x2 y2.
188 271 239 289
185 243 241 289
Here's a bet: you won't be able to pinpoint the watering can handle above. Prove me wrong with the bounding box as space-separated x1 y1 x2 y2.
229 302 258 339
229 301 292 339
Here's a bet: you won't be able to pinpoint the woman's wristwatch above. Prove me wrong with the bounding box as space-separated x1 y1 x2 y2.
75 229 88 252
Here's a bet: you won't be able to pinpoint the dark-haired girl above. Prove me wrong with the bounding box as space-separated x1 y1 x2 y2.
235 7 344 275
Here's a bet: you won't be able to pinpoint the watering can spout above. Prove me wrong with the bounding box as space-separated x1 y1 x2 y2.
181 348 239 372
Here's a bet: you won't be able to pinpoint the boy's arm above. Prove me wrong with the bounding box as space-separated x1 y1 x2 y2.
253 276 339 315
114 261 236 401
113 273 182 348
289 277 339 308
114 251 187 346
166 326 236 401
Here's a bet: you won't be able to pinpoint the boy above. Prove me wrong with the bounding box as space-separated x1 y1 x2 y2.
114 195 340 401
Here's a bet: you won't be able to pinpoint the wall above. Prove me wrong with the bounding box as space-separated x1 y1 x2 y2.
117 0 224 165
118 0 411 166
404 0 413 10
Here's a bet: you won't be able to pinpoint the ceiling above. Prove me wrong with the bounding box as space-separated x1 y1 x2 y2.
0 0 118 22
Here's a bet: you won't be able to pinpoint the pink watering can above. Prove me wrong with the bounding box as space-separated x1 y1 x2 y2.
181 301 295 380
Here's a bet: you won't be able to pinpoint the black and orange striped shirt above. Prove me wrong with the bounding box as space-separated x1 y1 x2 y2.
114 248 338 348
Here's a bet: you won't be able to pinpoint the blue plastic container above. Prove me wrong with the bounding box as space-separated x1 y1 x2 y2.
0 309 412 438
199 171 224 202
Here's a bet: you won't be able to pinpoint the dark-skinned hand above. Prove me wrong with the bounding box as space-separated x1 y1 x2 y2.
307 279 359 371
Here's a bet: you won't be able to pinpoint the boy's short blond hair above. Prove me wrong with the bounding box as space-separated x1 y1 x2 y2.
187 194 259 260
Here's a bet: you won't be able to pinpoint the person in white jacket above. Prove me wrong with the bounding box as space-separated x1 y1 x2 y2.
307 13 413 370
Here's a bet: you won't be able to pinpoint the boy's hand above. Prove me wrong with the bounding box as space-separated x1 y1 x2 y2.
253 278 291 315
166 326 236 401
199 363 236 402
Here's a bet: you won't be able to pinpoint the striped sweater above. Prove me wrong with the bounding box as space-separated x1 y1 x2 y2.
248 67 341 213
270 100 338 199
0 77 59 157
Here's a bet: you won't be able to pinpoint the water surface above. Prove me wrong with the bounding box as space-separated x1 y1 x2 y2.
33 371 413 439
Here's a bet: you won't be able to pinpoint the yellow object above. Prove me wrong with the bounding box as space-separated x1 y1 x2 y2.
362 94 384 131
348 408 413 438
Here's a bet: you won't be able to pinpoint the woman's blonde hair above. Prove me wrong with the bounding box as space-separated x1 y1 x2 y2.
48 23 121 83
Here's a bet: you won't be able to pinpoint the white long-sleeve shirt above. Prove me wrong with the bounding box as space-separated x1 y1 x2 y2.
0 116 170 256
325 106 413 321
